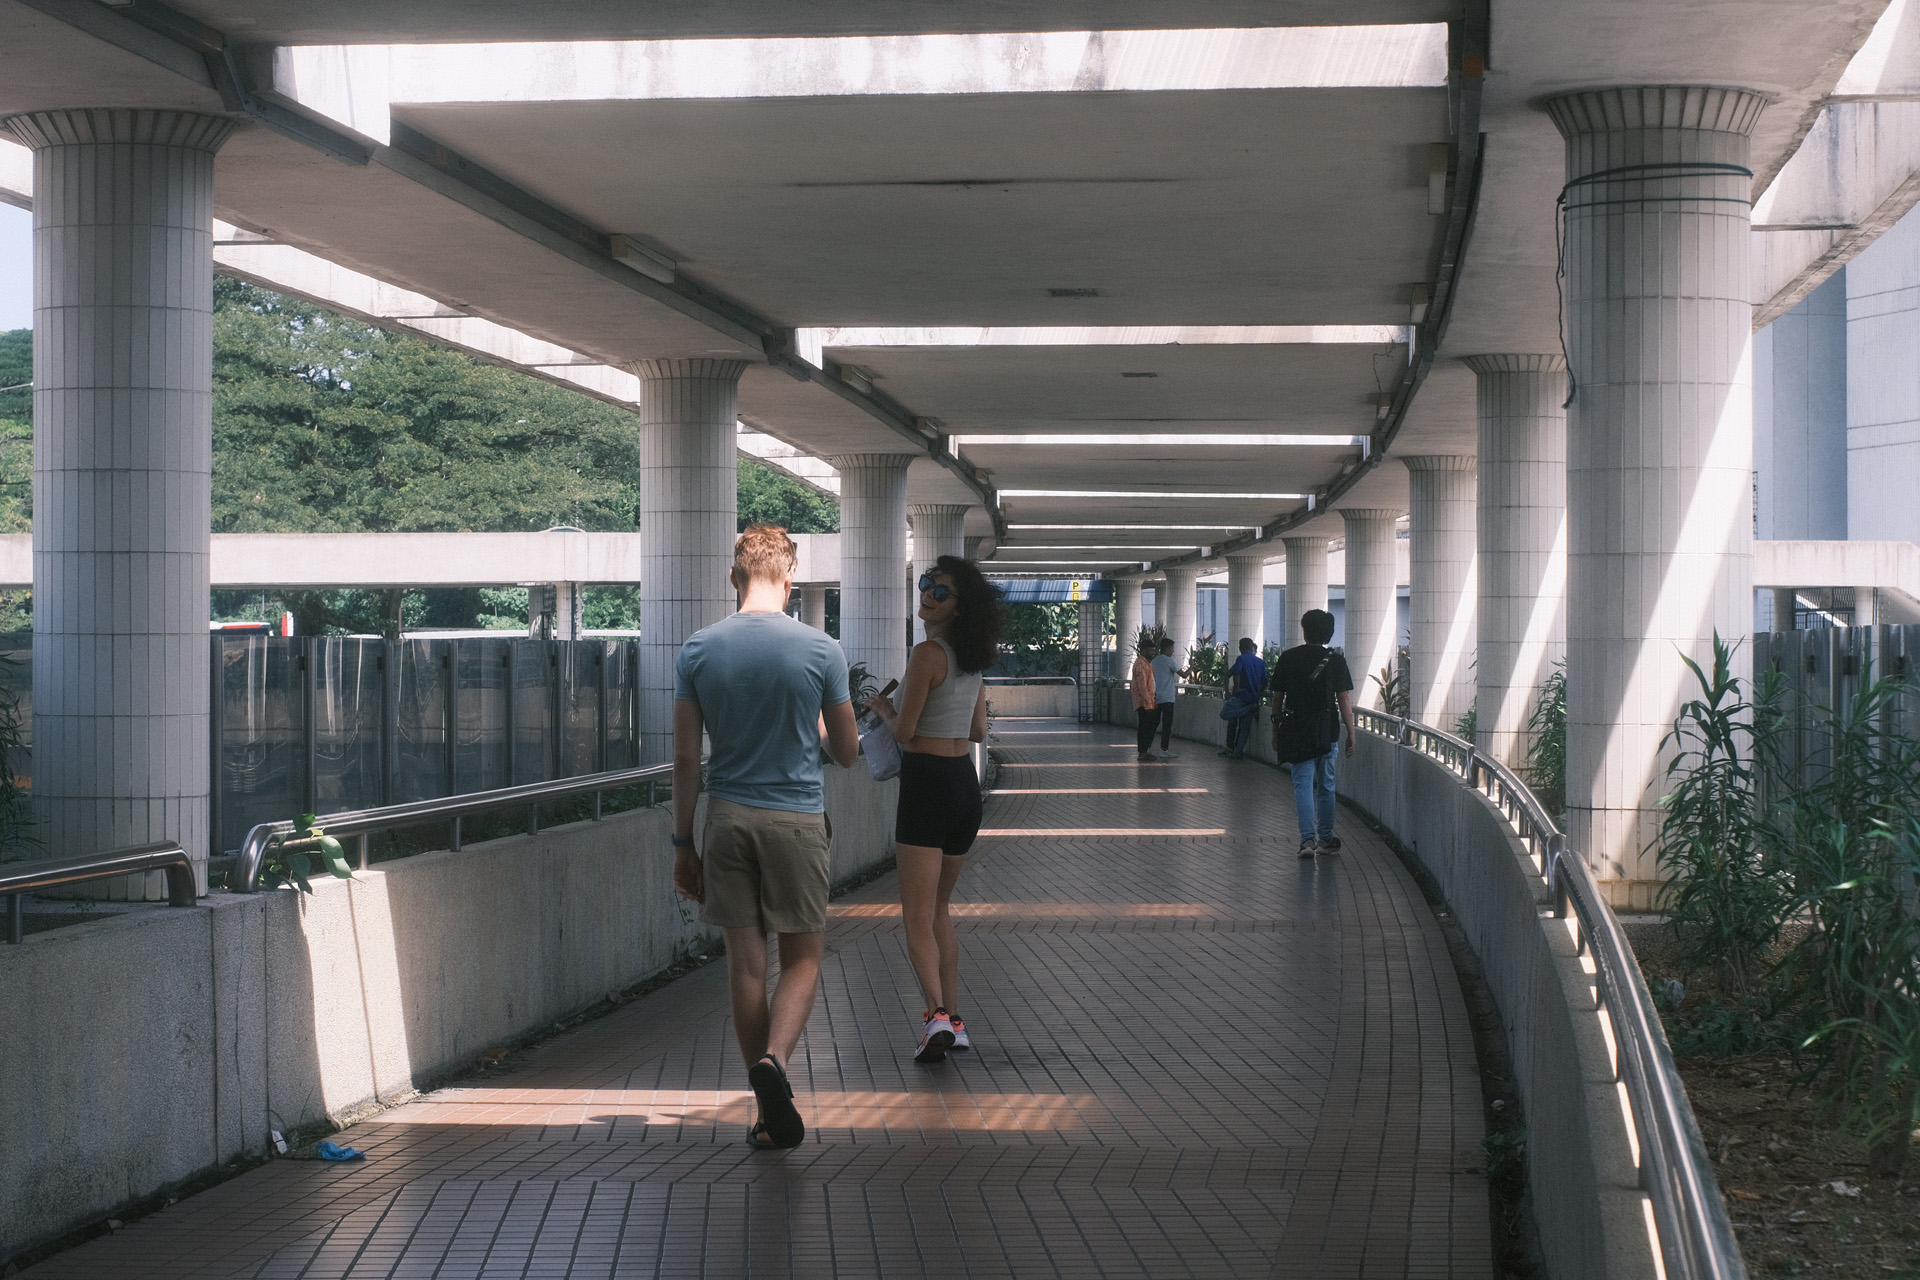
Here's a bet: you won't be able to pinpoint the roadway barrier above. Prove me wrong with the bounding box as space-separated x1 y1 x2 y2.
0 764 897 1261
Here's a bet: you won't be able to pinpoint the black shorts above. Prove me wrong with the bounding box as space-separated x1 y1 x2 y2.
895 751 983 857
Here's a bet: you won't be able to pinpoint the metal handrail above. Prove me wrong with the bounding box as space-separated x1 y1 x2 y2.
983 676 1077 686
1351 707 1747 1280
1 842 196 944
233 761 674 894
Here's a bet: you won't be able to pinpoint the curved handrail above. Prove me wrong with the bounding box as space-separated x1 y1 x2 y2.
983 675 1077 686
233 761 673 894
1 842 196 943
1351 707 1747 1280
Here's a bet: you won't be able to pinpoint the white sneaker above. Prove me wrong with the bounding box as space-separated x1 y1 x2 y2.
915 1009 955 1063
950 1017 971 1051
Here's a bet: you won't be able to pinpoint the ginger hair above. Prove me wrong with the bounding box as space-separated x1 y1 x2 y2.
733 523 798 583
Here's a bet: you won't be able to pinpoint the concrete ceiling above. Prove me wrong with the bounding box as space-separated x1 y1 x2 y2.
0 0 1898 575
162 1 1458 44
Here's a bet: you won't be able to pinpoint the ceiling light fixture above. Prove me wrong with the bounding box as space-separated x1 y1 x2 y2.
805 324 1411 349
1008 523 1261 531
951 433 1364 448
1000 489 1307 500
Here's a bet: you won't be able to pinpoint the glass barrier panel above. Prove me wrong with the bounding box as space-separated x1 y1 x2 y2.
312 638 383 816
216 636 302 852
394 640 448 802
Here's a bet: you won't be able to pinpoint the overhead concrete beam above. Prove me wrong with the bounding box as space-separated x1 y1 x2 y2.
1754 0 1920 326
1755 537 1920 599
0 531 841 590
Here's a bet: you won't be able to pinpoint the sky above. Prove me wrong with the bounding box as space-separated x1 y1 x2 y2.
0 203 28 329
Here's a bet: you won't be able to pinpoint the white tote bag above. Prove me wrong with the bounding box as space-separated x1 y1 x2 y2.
856 710 903 782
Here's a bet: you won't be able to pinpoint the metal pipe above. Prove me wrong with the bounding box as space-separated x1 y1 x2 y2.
233 759 678 893
0 842 198 941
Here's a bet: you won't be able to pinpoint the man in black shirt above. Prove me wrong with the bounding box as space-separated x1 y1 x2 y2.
1270 609 1357 858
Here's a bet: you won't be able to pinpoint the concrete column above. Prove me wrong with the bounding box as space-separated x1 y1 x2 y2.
964 536 990 560
1113 577 1142 676
1281 538 1330 648
531 582 583 640
1160 564 1201 668
1769 587 1798 632
1404 456 1478 731
908 503 968 642
800 584 829 631
831 454 914 683
9 109 235 893
1142 577 1166 631
631 359 745 764
1226 553 1266 654
1077 600 1103 721
1467 354 1568 768
1854 587 1877 628
1546 86 1765 909
1341 509 1403 708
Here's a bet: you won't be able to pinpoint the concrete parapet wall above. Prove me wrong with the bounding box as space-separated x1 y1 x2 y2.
0 765 895 1259
1115 689 1659 1280
983 682 1077 719
1336 735 1657 1280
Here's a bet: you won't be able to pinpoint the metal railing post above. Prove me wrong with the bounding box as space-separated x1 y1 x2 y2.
596 643 608 775
300 637 318 816
6 892 20 945
209 634 224 863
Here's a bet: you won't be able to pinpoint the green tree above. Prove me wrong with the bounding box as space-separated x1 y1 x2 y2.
738 457 837 533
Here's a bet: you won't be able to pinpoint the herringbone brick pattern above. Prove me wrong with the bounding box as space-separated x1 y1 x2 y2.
26 718 1489 1279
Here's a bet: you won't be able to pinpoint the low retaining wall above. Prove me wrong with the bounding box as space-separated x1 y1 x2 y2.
1122 691 1659 1280
0 765 896 1260
984 681 1077 718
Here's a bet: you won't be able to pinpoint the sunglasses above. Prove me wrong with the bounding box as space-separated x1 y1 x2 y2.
917 573 954 603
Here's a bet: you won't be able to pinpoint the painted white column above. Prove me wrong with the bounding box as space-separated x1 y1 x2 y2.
908 503 968 642
1113 578 1143 673
1161 564 1200 668
1142 577 1166 631
1281 537 1330 648
831 454 914 684
800 584 829 631
964 535 990 561
1226 553 1267 654
11 109 234 894
1404 456 1478 731
1466 354 1568 768
1546 86 1764 910
1341 509 1403 708
631 359 744 764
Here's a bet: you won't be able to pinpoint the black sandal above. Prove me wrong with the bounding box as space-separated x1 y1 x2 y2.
746 1053 805 1149
746 1121 779 1150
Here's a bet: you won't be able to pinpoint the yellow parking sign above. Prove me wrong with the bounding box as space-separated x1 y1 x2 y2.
1068 579 1088 601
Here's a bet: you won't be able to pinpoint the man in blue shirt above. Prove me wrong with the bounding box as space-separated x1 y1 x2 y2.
1221 637 1267 759
673 524 860 1150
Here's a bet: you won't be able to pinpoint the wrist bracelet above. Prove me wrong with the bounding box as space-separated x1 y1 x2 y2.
671 834 694 849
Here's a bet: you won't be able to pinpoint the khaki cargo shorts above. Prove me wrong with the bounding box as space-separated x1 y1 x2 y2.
700 796 832 934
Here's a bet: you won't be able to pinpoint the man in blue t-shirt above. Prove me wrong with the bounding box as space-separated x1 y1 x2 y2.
1221 637 1267 759
672 524 860 1151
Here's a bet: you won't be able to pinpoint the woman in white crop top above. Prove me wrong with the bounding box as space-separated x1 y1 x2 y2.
863 555 1000 1064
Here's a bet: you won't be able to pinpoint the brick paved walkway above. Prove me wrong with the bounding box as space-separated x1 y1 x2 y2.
27 719 1490 1279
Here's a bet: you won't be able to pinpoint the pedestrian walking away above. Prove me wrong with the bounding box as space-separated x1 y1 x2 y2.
1148 638 1182 758
1270 609 1357 858
1220 636 1267 759
671 523 860 1149
863 555 1000 1063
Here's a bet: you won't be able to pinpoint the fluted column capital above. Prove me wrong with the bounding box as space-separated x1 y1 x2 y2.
1340 507 1404 525
626 357 750 383
908 503 970 520
1401 454 1476 473
1282 534 1329 551
1461 353 1566 376
3 108 235 152
1538 86 1769 141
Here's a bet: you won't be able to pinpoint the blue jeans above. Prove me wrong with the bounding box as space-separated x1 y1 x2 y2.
1288 751 1338 842
1227 709 1257 756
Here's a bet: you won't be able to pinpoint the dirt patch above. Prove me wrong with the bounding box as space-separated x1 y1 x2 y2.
1678 1053 1920 1277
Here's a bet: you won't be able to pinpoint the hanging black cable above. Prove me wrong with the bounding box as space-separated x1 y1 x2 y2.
1554 160 1755 408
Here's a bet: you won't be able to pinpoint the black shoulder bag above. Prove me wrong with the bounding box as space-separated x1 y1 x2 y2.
1272 649 1338 765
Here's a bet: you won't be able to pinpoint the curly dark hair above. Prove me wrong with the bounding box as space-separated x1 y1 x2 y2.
931 554 1003 674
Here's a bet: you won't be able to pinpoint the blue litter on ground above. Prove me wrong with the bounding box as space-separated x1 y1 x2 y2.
316 1141 365 1161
